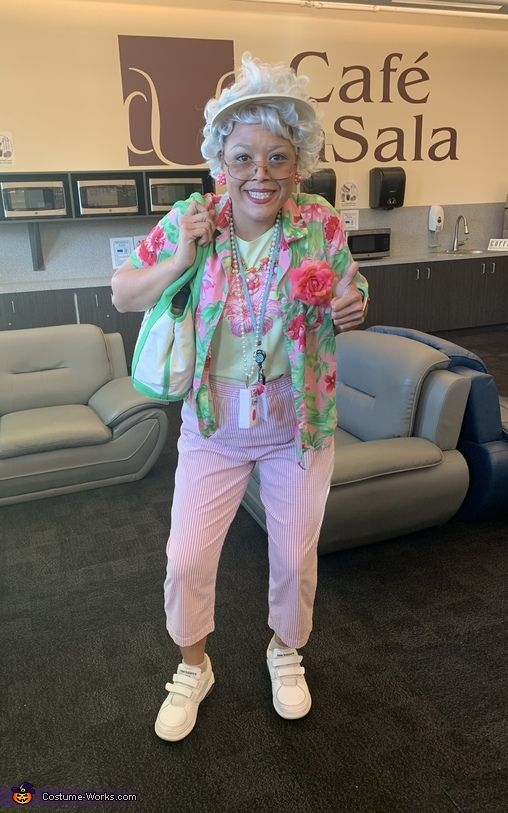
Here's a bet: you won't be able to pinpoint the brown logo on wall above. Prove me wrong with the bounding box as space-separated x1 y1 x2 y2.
118 36 234 166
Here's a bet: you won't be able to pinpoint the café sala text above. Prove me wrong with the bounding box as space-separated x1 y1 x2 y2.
290 51 458 163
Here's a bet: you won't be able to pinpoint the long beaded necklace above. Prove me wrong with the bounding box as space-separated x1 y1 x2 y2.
229 210 282 388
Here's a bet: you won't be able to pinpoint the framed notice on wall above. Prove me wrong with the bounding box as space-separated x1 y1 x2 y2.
0 133 15 165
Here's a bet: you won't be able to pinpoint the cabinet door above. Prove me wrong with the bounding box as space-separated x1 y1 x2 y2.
0 294 18 330
363 263 426 329
413 262 438 331
0 290 77 331
362 264 403 327
76 287 118 331
444 257 504 329
430 260 476 331
483 256 508 326
423 262 461 332
76 287 142 368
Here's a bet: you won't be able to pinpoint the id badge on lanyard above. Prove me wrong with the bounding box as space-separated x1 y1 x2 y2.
238 383 268 428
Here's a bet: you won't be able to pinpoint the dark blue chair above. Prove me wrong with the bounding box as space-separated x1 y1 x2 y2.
368 326 508 520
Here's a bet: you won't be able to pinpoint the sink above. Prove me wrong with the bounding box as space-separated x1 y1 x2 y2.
443 249 486 256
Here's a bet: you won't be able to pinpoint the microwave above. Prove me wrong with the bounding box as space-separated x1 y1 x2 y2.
72 175 143 216
347 228 391 260
148 176 206 213
0 178 69 219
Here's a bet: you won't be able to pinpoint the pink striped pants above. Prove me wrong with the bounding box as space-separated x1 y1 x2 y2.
164 376 334 649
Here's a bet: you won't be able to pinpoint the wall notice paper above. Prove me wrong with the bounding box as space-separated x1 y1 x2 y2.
0 132 15 165
340 182 358 207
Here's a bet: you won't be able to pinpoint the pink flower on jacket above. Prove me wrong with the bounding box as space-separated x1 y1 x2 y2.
287 313 306 351
324 215 344 245
300 203 325 221
324 371 336 393
138 224 166 266
289 259 335 306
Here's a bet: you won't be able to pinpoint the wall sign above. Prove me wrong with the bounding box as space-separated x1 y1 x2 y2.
117 39 459 170
291 50 459 164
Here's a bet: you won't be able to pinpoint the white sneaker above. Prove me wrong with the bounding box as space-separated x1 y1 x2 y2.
266 643 311 720
154 654 215 741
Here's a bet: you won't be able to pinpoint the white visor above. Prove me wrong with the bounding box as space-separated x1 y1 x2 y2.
210 92 318 129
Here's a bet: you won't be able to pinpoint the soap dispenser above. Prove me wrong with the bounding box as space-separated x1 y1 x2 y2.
429 205 444 232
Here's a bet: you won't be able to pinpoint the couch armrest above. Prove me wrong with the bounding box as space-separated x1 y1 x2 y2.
331 436 442 486
501 396 508 439
88 377 163 427
455 366 504 443
104 332 128 379
413 369 471 450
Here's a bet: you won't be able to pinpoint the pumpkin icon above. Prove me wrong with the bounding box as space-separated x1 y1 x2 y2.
11 782 35 805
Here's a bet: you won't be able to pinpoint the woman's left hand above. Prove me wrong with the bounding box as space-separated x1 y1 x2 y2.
330 261 368 332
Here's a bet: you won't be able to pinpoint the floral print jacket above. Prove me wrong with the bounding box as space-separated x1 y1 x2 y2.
132 191 368 455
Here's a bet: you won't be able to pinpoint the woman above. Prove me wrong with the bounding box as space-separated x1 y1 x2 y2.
112 53 368 742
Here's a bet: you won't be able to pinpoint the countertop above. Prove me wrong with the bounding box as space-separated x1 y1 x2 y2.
0 277 114 294
1 250 507 294
357 249 507 267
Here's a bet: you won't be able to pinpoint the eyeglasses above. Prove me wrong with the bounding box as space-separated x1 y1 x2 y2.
223 158 295 181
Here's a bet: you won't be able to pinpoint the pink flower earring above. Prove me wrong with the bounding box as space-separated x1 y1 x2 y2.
216 171 227 186
294 170 302 185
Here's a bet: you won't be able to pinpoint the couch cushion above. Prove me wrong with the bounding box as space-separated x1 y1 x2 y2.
336 332 449 441
0 324 113 415
0 405 111 458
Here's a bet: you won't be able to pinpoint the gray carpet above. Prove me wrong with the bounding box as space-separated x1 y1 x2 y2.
1 326 507 813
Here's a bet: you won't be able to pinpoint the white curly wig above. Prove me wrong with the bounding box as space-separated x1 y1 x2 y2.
201 53 324 180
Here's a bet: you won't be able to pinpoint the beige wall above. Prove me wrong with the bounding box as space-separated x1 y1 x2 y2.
1 0 507 207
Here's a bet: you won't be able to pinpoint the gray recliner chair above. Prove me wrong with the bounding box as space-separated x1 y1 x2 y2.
241 330 472 555
0 323 168 505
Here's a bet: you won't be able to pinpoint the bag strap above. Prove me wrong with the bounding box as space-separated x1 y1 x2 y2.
152 192 213 311
131 194 214 371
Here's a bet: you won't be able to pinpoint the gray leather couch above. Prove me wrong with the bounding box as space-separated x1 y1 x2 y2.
241 330 472 555
0 323 168 505
368 324 508 521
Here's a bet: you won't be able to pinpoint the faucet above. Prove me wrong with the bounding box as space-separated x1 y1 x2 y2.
452 215 470 251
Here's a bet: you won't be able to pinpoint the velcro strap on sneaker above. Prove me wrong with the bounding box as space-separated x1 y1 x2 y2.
165 680 194 698
273 653 302 667
275 664 305 678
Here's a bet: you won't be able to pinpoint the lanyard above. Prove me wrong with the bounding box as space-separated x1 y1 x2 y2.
231 217 282 385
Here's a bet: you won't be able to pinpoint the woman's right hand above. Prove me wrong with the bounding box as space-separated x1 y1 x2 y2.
172 199 216 273
112 199 216 313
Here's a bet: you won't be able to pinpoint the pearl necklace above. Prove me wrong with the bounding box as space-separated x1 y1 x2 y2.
229 210 282 387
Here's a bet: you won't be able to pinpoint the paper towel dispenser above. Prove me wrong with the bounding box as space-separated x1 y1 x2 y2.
301 168 337 206
369 167 406 210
